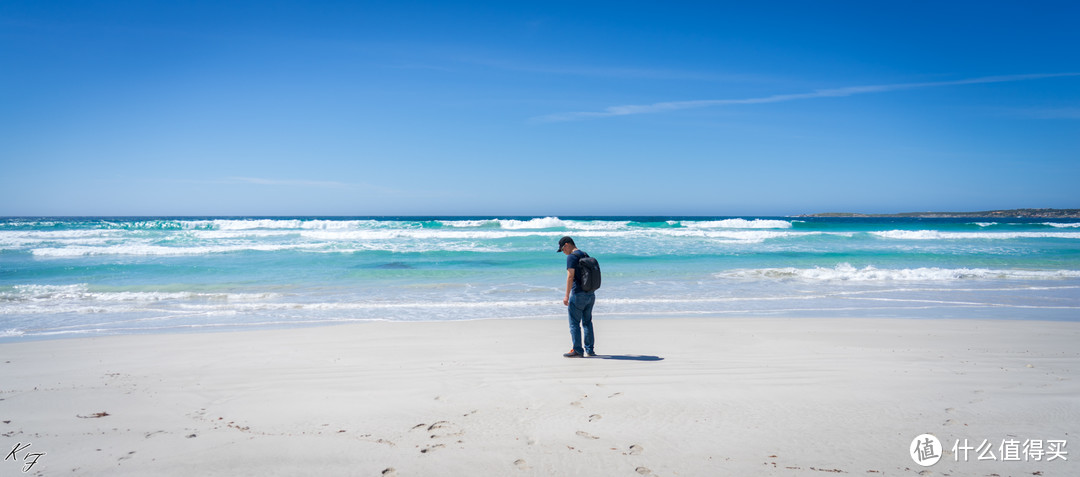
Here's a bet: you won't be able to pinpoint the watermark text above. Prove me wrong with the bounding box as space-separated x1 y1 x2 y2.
5 442 45 473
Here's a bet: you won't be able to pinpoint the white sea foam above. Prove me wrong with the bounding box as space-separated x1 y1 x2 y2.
303 227 835 245
495 217 566 229
300 227 692 242
0 229 122 243
0 284 284 315
717 263 1080 281
439 219 498 228
189 229 299 239
102 220 190 230
566 220 633 231
1044 222 1080 228
14 221 1073 259
467 217 627 231
1 284 279 302
871 230 1080 240
3 284 91 301
628 229 848 244
695 230 804 243
2 229 123 239
682 219 793 229
0 220 60 229
204 219 395 230
171 299 558 312
167 219 401 231
298 229 537 241
0 231 117 249
208 219 304 230
29 243 325 257
3 297 556 317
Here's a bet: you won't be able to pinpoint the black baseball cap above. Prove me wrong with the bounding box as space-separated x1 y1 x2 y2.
556 236 575 252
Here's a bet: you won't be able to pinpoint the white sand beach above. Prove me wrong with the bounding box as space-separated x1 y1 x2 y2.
2 318 1078 476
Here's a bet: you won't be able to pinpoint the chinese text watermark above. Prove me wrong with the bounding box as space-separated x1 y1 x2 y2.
911 434 942 466
911 434 1068 467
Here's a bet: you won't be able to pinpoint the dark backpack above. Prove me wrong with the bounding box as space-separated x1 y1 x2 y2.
575 251 602 292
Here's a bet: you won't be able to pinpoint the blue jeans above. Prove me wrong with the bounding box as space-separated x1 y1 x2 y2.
568 291 595 354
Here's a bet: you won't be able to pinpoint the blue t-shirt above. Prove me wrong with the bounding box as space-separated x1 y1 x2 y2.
566 250 589 293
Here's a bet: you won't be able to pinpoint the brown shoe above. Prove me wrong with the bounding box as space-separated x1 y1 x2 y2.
563 349 583 358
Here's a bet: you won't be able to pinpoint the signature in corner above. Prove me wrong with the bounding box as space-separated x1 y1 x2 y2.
6 442 45 473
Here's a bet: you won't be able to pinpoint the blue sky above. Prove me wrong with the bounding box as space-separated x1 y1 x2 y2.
2 1 1077 216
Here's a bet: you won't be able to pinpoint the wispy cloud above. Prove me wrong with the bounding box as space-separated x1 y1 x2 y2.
229 177 354 188
535 73 1080 122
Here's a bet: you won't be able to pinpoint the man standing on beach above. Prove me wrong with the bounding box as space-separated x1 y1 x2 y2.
558 236 596 358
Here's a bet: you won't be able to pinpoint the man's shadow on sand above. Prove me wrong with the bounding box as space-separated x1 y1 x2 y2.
590 354 664 362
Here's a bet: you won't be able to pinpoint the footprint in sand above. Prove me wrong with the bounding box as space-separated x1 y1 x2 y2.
381 468 397 477
420 443 445 454
427 420 464 439
588 414 602 422
635 466 653 475
608 392 623 398
514 459 529 470
576 431 600 440
629 444 643 455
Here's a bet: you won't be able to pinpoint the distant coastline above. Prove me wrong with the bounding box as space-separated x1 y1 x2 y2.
802 208 1080 218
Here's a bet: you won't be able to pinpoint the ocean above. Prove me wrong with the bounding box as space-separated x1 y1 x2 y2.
2 216 1078 341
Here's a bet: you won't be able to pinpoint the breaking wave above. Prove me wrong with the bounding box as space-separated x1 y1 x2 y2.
681 218 793 229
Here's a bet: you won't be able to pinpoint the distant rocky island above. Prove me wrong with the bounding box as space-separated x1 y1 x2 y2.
803 208 1080 218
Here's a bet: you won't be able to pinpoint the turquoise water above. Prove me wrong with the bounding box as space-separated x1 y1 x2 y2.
2 216 1078 340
